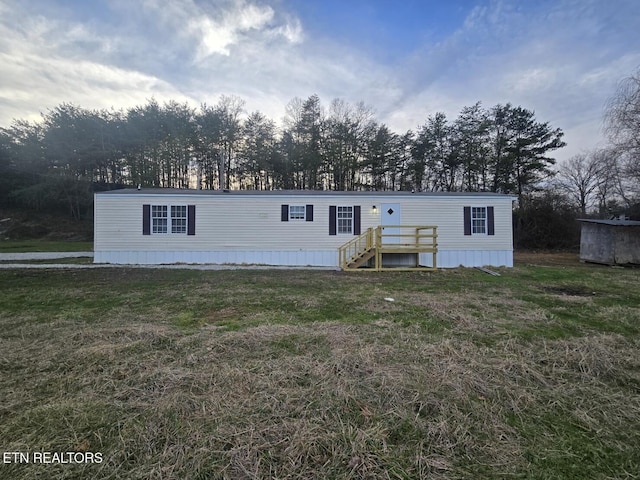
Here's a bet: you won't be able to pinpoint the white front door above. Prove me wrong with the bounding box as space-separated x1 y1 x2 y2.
381 203 401 244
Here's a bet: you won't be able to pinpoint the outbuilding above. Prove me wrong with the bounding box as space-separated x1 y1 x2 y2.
578 219 640 266
93 189 516 269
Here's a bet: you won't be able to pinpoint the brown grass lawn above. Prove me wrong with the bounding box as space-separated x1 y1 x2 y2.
514 250 585 267
0 253 639 479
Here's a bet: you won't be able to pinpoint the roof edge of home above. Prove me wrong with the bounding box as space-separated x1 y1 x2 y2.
97 188 517 198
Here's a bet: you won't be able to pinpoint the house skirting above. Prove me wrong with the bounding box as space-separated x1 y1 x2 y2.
94 249 513 268
421 250 513 268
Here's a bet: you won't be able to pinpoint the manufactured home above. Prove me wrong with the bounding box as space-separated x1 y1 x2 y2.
94 189 515 269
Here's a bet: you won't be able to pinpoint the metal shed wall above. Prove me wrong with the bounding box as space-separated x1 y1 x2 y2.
579 222 640 265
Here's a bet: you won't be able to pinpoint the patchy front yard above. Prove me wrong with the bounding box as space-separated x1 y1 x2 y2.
0 255 639 479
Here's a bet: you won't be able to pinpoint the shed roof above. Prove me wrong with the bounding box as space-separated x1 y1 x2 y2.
578 219 640 227
97 188 516 199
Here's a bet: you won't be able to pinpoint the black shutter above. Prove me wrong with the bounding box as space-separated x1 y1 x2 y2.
281 204 289 222
329 206 336 235
487 206 495 236
306 204 314 222
463 206 471 236
353 206 361 235
143 204 151 235
187 205 196 235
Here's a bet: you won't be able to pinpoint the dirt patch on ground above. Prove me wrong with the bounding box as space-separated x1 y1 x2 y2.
515 250 582 267
542 285 597 297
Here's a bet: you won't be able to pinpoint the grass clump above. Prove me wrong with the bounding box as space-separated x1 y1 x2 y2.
0 253 639 478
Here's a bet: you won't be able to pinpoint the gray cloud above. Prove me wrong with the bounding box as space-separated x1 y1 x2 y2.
0 2 192 122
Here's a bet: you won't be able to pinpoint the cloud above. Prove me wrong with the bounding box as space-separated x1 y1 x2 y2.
273 15 303 44
0 3 192 123
124 0 393 122
384 0 640 161
183 2 276 59
0 50 192 123
137 0 299 60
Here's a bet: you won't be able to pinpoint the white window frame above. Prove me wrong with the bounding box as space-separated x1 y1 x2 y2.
289 205 306 221
151 204 188 235
151 205 167 234
337 206 353 234
171 205 187 234
471 206 487 235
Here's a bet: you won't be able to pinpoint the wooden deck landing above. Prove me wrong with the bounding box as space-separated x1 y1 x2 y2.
339 226 438 271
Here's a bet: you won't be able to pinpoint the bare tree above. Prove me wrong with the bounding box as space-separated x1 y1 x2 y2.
591 148 631 213
558 151 608 215
605 68 640 193
557 148 631 216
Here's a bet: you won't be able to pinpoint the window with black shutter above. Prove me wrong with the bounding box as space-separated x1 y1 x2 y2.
464 206 494 236
330 205 361 235
142 204 194 235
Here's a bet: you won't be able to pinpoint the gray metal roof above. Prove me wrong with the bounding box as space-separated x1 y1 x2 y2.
578 218 640 226
97 188 516 198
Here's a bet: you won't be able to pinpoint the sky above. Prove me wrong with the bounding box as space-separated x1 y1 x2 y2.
1 0 639 163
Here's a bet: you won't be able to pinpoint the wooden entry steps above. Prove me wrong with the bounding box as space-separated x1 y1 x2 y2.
339 225 438 271
347 248 376 269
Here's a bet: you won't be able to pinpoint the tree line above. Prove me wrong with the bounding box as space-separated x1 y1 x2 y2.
0 94 567 218
1 68 638 250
